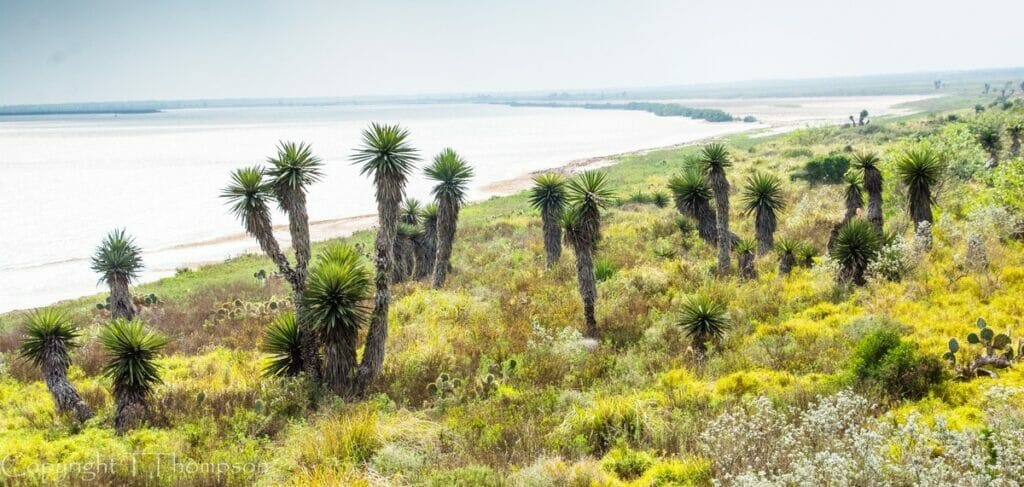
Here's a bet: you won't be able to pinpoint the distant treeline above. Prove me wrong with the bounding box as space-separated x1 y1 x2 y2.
0 108 161 117
505 101 744 123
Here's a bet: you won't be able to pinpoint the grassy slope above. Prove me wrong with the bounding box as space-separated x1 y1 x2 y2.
2 97 1024 485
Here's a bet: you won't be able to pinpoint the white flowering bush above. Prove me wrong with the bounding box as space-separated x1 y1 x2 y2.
867 236 915 283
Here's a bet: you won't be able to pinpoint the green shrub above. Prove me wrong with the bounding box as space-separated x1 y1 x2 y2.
427 465 504 487
595 258 617 282
601 445 654 480
637 458 712 486
791 154 851 184
849 329 946 400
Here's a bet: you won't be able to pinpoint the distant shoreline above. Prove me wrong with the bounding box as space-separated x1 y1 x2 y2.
0 108 162 117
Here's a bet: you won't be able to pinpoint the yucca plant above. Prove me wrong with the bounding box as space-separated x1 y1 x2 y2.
261 312 303 378
796 243 818 268
833 219 881 286
91 229 143 321
675 294 731 361
736 238 758 279
976 124 1003 167
740 172 785 255
392 223 421 283
1008 122 1022 158
528 173 568 268
852 151 884 232
266 141 323 277
19 309 93 422
775 238 801 275
99 319 168 434
222 167 294 280
349 122 418 397
304 244 372 394
842 170 864 223
895 146 944 245
650 191 669 208
700 143 733 274
425 148 474 288
668 169 717 244
415 203 440 280
400 198 423 225
563 170 615 338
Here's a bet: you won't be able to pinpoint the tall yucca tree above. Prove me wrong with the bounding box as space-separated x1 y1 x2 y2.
265 141 324 381
852 151 884 232
667 169 717 244
563 170 615 338
19 309 94 422
842 170 864 223
99 319 168 434
415 203 439 280
221 166 320 381
739 172 785 255
528 173 568 268
895 146 944 245
304 244 372 394
833 219 881 286
91 229 143 321
350 122 418 397
425 148 474 289
700 144 733 274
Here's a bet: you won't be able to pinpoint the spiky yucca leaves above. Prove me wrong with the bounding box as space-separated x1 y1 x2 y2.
842 170 864 223
740 172 785 255
700 143 733 274
425 148 474 289
775 238 801 275
222 167 296 281
796 243 818 268
266 141 323 277
833 219 882 286
852 151 884 232
350 122 418 397
895 146 944 241
19 309 93 422
675 294 731 361
976 124 1003 167
415 203 440 280
1008 122 1022 158
261 312 303 378
563 171 615 339
392 223 421 282
304 244 372 394
667 169 717 244
99 319 168 434
91 229 143 321
400 198 423 225
529 173 568 268
736 239 758 280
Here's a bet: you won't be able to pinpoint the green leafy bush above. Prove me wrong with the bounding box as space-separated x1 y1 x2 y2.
791 154 851 184
849 329 946 400
595 258 617 282
601 445 654 480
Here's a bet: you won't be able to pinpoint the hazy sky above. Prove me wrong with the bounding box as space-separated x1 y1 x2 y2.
2 0 1022 104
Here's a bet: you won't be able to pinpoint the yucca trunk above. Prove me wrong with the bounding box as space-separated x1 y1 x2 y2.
754 209 776 256
838 261 868 286
352 180 403 397
1011 133 1021 158
431 197 459 289
679 197 717 244
864 167 883 232
909 189 934 232
107 273 135 321
113 387 147 435
541 205 563 268
779 251 795 275
574 245 599 338
391 235 414 283
42 342 93 422
844 190 863 224
415 218 438 280
709 169 731 274
245 211 295 280
323 327 358 395
281 190 312 275
738 251 757 279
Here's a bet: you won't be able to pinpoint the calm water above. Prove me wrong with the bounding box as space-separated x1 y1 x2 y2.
0 102 756 312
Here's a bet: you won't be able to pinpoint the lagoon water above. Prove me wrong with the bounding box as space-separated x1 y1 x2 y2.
0 102 757 311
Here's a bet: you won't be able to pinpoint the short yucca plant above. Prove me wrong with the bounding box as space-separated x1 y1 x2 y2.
843 170 864 222
736 238 758 279
99 319 168 434
650 191 670 208
262 312 303 378
775 238 801 275
668 169 716 243
833 219 882 286
796 243 819 268
675 294 731 359
19 309 94 422
91 229 143 320
740 172 785 254
400 198 423 225
529 173 568 268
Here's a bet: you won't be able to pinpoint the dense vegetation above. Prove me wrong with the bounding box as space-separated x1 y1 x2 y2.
505 102 739 123
2 96 1024 485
